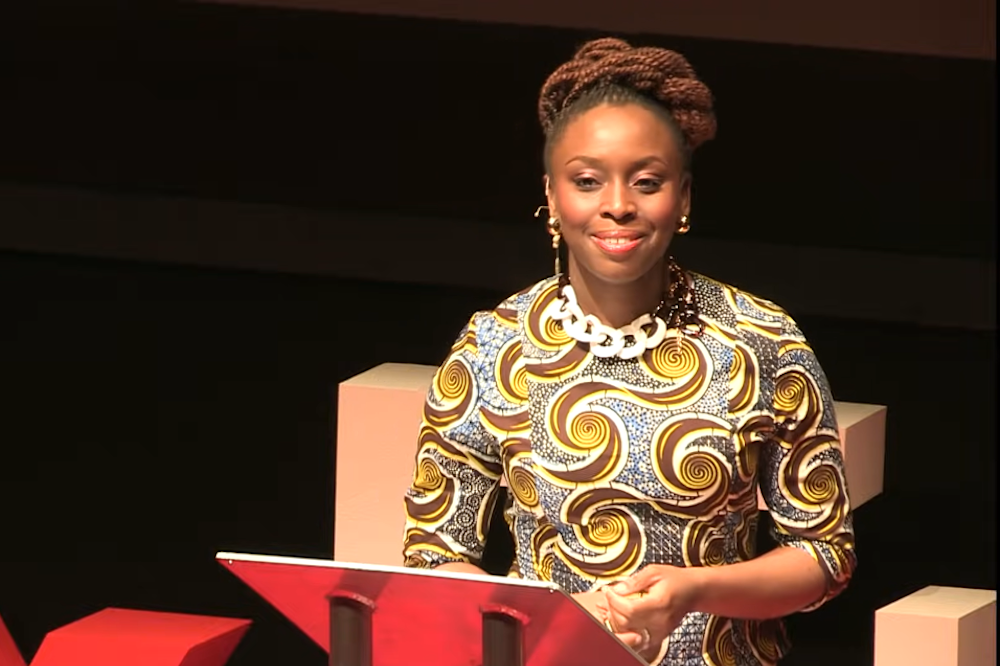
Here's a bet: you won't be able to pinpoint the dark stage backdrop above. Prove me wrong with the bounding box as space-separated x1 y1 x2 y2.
0 3 995 666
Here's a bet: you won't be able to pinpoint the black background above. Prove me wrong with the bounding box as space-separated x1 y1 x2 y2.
0 3 995 665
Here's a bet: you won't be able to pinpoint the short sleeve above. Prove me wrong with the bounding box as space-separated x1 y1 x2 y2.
402 313 504 569
759 315 857 611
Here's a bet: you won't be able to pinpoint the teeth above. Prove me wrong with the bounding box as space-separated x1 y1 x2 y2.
600 237 635 245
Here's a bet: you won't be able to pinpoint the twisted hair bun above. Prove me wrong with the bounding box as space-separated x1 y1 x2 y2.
538 38 717 151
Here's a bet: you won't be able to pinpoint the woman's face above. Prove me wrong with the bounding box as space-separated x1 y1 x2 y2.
546 103 690 286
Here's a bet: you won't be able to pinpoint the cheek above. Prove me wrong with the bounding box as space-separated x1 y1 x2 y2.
643 197 683 224
553 187 598 228
642 182 687 221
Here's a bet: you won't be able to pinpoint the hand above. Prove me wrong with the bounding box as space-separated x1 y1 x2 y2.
602 565 700 662
571 590 610 622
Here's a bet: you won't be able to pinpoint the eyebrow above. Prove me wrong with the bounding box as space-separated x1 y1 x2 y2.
564 155 671 169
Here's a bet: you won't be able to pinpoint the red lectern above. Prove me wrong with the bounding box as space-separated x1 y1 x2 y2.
0 615 26 666
3 608 250 666
217 552 645 666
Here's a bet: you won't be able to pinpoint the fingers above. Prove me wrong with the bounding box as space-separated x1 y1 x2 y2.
615 629 659 664
603 595 636 636
614 630 644 649
574 590 610 621
602 588 662 656
603 585 653 619
612 566 658 596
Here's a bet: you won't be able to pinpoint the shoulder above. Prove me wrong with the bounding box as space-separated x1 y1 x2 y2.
466 276 559 330
496 276 561 318
455 276 558 355
442 278 555 409
690 272 801 338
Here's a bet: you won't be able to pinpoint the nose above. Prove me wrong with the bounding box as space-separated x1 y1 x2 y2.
600 180 637 222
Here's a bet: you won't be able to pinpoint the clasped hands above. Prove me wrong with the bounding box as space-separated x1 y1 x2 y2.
574 564 698 663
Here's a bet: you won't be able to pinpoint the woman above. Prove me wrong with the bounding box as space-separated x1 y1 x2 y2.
402 38 855 665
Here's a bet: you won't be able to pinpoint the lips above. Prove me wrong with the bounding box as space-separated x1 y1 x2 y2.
591 231 644 254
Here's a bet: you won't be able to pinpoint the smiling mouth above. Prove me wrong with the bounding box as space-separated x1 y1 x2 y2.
592 235 644 254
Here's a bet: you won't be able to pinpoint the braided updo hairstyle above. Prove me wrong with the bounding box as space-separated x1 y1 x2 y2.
538 38 717 172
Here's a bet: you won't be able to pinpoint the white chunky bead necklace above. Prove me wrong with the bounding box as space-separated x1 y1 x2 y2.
549 258 704 360
550 283 669 359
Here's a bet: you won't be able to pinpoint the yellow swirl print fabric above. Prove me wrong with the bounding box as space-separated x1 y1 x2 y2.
402 273 856 665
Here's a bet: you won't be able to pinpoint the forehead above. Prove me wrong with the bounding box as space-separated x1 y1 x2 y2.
553 103 680 162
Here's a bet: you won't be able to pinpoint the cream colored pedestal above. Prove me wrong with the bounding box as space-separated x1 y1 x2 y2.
875 586 996 666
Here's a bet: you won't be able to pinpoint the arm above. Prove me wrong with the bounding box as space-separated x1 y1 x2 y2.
605 547 826 659
684 542 826 619
690 315 856 618
604 315 856 650
404 315 609 616
402 316 504 573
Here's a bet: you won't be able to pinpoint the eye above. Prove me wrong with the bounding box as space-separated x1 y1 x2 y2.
573 177 600 191
634 178 664 193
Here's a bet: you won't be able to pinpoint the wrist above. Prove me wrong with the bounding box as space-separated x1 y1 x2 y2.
682 565 713 614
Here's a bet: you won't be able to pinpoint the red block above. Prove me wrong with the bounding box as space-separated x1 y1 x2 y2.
0 615 26 666
29 608 250 666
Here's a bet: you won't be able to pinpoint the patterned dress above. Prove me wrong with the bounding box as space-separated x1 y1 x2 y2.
402 271 856 665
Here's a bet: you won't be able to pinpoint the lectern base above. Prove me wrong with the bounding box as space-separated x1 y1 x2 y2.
329 594 374 666
482 607 525 666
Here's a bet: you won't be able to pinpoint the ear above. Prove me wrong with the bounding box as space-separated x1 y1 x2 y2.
543 175 557 217
679 172 693 218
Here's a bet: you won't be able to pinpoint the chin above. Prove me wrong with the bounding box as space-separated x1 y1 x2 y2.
578 262 654 286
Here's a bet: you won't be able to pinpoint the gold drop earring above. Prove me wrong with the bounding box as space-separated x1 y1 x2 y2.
676 215 691 235
535 205 562 275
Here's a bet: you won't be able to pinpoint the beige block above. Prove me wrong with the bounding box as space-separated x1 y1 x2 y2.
334 363 887 565
875 586 997 666
334 363 437 566
756 401 886 510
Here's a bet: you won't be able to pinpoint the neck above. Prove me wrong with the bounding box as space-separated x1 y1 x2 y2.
565 256 669 329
